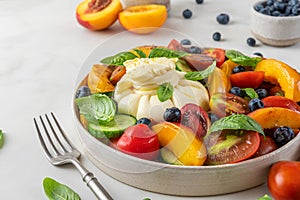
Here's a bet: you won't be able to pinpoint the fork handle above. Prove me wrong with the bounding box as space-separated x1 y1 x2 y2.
83 172 114 200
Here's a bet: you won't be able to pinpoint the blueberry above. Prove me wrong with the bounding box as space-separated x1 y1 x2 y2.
254 3 265 11
253 52 263 57
266 0 275 6
137 118 152 126
285 5 293 14
259 8 272 15
183 9 193 19
249 98 264 111
274 2 286 11
288 0 299 6
212 32 221 41
180 39 191 45
230 87 245 97
216 13 230 25
232 65 246 73
208 112 219 124
273 126 294 146
272 10 281 16
188 46 201 53
255 88 268 99
196 0 204 4
247 37 256 47
292 5 300 15
75 86 91 98
163 107 181 122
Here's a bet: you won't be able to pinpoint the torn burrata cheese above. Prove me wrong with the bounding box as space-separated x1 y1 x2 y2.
113 57 209 122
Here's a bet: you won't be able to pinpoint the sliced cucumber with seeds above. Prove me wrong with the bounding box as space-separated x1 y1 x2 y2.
175 59 193 72
88 114 137 139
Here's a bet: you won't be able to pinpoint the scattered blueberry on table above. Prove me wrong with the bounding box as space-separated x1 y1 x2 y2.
247 37 256 47
212 32 221 41
216 13 230 24
196 0 204 4
254 0 300 16
183 9 193 19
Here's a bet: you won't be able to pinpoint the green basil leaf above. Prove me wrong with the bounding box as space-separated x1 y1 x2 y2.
257 194 272 200
100 51 138 66
43 177 81 200
0 130 4 149
243 88 258 99
226 50 262 67
148 48 188 58
75 94 117 124
209 114 264 135
184 61 216 81
133 49 147 58
157 82 174 102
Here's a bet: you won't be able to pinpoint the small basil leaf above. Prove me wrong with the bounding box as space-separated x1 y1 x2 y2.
184 61 216 81
133 49 147 58
257 194 272 200
226 50 262 67
100 51 138 66
209 114 264 135
157 82 174 102
148 48 188 58
243 88 258 99
43 177 81 200
0 130 4 148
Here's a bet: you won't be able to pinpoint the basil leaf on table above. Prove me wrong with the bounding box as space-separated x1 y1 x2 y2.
148 48 188 58
209 114 264 135
157 82 174 102
100 51 138 66
226 50 262 67
184 61 216 81
43 177 81 200
0 130 4 148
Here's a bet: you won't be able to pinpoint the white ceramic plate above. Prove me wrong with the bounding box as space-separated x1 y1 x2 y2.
73 29 300 196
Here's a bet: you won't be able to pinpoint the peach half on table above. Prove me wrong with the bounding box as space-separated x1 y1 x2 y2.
76 0 123 30
118 4 168 34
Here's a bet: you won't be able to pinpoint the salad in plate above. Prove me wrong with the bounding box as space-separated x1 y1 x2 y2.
74 39 300 166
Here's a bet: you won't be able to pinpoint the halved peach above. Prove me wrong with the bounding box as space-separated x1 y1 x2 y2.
255 59 300 102
76 0 123 30
248 107 300 129
118 4 167 34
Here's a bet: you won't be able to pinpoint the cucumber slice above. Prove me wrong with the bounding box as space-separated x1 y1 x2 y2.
160 148 183 165
88 114 137 139
175 59 193 72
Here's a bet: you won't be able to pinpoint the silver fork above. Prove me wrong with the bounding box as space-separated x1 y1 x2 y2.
34 112 113 200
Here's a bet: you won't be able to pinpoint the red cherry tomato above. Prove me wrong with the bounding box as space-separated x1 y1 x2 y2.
203 48 226 67
116 124 160 160
262 96 300 112
254 135 278 157
180 103 210 138
205 130 260 165
268 161 300 200
230 71 265 89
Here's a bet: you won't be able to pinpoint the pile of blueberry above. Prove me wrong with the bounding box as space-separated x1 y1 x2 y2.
254 0 300 16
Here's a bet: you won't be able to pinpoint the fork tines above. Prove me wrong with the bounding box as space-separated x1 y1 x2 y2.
34 112 76 159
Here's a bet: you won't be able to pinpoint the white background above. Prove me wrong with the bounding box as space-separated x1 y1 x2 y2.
0 0 299 199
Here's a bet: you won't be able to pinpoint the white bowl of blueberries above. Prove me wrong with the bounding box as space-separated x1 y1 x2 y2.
250 0 300 46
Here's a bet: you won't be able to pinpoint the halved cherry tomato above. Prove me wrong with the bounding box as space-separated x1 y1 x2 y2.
203 48 226 67
230 71 265 89
180 103 210 138
116 124 160 160
167 39 188 52
205 130 260 165
268 161 300 200
262 96 300 112
209 93 250 118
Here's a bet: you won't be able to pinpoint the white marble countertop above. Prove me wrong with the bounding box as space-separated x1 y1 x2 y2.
1 0 299 199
